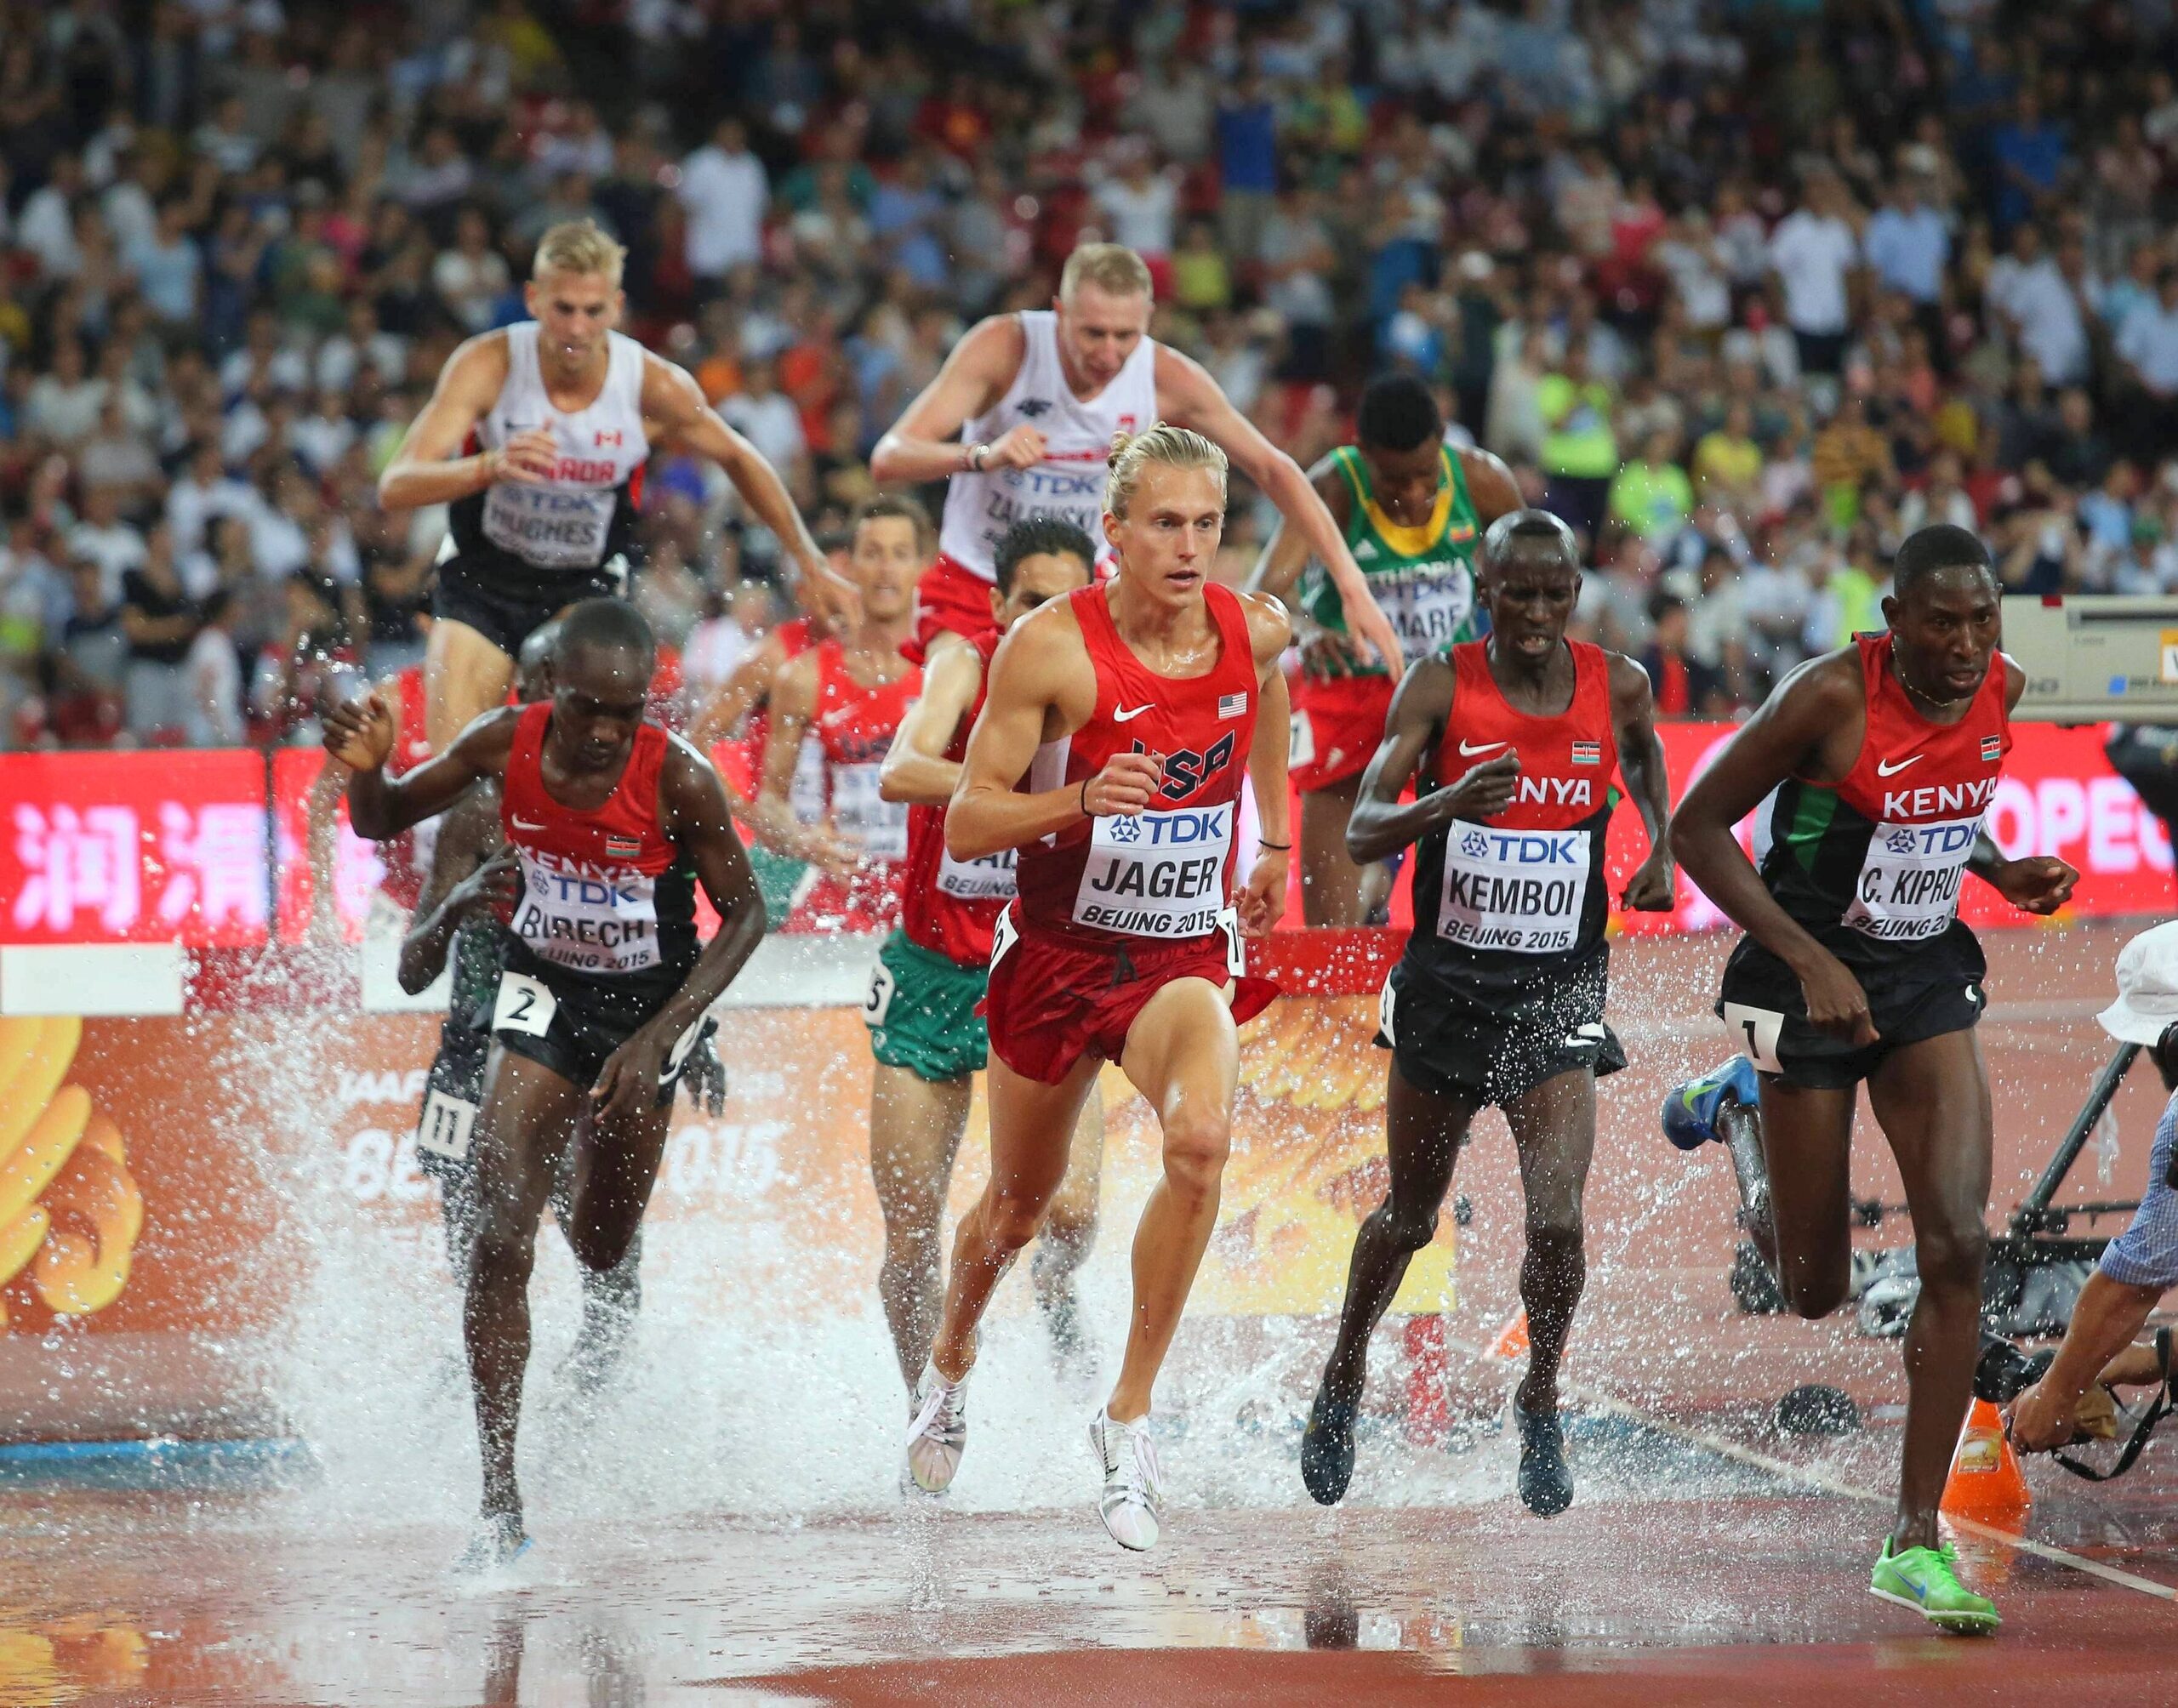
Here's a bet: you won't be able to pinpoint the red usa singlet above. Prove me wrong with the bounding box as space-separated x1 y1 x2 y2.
1013 582 1258 947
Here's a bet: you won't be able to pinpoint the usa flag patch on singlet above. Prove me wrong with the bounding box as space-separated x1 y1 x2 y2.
1571 740 1601 766
1217 692 1248 720
1981 734 2003 763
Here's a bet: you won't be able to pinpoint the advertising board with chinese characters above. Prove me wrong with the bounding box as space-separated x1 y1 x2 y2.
1 751 271 945
2 726 2174 947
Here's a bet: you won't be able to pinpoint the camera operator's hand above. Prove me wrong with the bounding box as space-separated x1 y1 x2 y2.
2004 1374 2081 1454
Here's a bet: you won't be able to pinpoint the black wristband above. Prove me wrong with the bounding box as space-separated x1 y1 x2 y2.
1257 839 1292 851
1080 777 1091 817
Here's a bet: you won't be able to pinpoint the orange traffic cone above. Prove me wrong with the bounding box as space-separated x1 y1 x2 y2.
1480 1307 1531 1362
1940 1398 2031 1523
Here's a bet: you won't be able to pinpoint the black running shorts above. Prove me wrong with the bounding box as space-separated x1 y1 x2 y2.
487 949 710 1111
1375 954 1625 1108
432 553 627 659
1714 925 1987 1091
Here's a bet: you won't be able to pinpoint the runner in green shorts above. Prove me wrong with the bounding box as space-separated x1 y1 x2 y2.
868 518 1105 1408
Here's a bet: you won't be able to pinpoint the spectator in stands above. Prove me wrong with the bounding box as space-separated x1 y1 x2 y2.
183 588 244 748
120 523 199 742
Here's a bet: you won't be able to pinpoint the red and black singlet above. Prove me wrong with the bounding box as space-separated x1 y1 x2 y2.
1405 639 1621 994
1754 631 2010 967
499 701 698 997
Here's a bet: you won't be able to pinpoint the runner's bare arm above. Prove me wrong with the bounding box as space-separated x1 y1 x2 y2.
644 356 858 629
688 629 786 754
869 316 1034 481
328 698 516 839
1607 652 1676 912
1344 658 1518 863
1667 656 1879 1042
1457 445 1524 521
745 652 858 873
1244 458 1348 601
590 745 768 1123
879 640 984 806
1156 344 1404 679
397 782 516 994
1968 658 2078 912
947 606 1149 858
377 334 554 510
1236 595 1294 935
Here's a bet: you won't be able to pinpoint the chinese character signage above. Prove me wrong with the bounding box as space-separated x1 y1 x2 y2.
0 751 270 946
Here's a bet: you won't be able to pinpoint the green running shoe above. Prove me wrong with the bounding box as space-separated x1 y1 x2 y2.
1868 1540 2000 1633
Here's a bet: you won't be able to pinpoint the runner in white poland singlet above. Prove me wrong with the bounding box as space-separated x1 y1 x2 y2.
934 310 1159 581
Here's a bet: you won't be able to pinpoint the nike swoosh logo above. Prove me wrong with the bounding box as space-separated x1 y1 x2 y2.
1457 739 1507 756
1114 705 1153 722
1875 754 1923 777
510 815 545 832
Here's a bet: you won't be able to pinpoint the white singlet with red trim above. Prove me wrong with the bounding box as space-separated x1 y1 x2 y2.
935 310 1158 582
468 322 651 572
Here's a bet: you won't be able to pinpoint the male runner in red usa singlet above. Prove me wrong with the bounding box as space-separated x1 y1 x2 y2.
1668 525 2078 1631
904 425 1292 1554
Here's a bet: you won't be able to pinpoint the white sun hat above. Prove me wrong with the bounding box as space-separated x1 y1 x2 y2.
2096 919 2178 1045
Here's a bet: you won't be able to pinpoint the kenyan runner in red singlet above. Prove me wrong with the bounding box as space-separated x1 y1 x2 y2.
1295 511 1675 1521
863 518 1103 1399
323 597 765 1576
904 425 1292 1555
1668 526 2078 1631
747 499 929 932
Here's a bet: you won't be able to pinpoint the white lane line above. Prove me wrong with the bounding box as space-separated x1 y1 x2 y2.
1443 1330 2178 1603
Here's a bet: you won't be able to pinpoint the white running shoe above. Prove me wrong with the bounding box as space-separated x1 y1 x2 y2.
1089 1409 1163 1551
905 1362 970 1494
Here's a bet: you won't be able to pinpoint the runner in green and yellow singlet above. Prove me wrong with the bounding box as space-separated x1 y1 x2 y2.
1251 375 1520 925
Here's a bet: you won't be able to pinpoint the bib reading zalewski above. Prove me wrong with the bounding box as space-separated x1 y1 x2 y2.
938 845 1017 902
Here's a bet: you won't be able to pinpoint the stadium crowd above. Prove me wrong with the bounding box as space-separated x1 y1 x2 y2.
2 0 2177 749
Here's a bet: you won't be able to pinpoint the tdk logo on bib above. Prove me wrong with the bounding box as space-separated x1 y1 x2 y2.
1468 829 1583 865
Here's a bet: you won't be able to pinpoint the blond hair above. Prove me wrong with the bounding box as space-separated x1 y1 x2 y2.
1060 241 1154 303
533 219 626 285
1106 424 1228 520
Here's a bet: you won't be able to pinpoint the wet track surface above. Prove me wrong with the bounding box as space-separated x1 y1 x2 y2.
4 925 2177 1702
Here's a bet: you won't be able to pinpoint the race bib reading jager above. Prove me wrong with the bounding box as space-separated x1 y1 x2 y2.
1842 815 1981 942
483 482 618 569
831 762 909 862
1435 820 1589 954
1072 801 1234 937
938 845 1017 901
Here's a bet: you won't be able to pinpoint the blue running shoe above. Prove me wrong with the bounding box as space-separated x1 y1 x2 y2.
1662 1056 1760 1152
